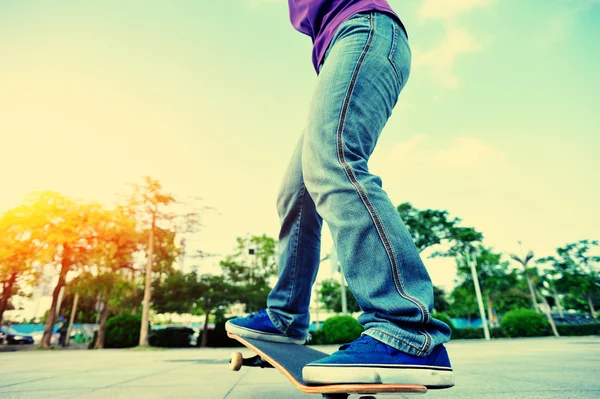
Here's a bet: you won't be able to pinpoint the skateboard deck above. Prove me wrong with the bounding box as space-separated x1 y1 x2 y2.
227 332 427 398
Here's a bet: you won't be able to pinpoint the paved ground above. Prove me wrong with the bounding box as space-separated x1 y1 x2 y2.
0 336 599 399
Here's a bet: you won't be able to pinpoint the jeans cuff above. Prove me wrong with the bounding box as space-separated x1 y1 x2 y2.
267 308 308 340
363 327 429 357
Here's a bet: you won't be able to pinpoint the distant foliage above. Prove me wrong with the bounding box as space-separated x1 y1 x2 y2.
321 315 363 344
149 327 195 348
104 313 143 348
501 309 550 337
318 279 360 313
452 327 507 339
556 323 600 336
432 312 455 335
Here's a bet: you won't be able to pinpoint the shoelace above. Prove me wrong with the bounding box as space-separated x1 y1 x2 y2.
339 335 373 351
340 335 400 356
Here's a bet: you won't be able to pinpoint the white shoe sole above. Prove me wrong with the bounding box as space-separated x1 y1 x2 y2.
225 321 305 344
302 365 455 388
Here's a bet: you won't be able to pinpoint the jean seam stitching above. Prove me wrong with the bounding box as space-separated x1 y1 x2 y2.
388 24 404 86
281 184 306 336
334 14 432 354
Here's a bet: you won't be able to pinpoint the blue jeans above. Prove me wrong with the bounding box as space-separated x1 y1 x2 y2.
267 12 451 357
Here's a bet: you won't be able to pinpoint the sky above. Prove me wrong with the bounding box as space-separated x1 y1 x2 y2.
1 0 599 292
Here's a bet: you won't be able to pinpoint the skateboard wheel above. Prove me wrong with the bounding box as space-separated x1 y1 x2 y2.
230 352 243 371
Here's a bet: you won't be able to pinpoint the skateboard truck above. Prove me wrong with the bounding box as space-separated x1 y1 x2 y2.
230 352 274 370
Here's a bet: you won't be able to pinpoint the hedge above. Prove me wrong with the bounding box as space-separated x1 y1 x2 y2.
501 309 550 337
149 327 196 348
206 320 243 347
183 314 600 346
321 315 364 345
556 323 600 336
89 313 143 349
452 327 507 339
451 323 600 340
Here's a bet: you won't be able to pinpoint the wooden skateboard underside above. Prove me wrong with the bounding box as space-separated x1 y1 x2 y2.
227 332 427 395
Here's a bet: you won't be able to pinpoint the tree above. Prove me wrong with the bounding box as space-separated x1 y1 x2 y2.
538 240 600 319
0 207 40 327
318 278 360 313
433 286 450 313
509 245 539 313
126 177 205 346
59 279 101 323
397 202 483 256
220 234 278 313
456 247 511 326
17 192 104 348
152 270 203 315
85 205 141 349
196 274 238 347
448 281 479 322
526 267 560 337
127 177 176 346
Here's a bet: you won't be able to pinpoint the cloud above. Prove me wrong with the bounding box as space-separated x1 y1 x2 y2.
414 0 496 89
413 26 480 89
417 0 494 21
385 135 503 169
535 0 598 48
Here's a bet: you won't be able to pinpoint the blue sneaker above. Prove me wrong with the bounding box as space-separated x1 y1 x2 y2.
302 334 454 388
225 309 306 344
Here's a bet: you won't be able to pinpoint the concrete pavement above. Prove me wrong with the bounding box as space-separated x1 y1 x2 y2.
0 336 599 398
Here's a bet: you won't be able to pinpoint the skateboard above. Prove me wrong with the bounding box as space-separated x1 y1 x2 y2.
227 332 427 399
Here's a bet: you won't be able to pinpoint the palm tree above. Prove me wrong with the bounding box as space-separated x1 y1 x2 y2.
509 245 539 313
511 243 559 337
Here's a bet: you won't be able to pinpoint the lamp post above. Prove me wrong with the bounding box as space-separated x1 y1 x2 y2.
467 249 490 341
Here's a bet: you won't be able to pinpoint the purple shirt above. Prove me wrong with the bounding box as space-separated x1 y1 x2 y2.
288 0 404 73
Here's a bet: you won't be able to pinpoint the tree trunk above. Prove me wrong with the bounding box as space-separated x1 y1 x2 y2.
94 296 111 349
525 275 539 313
65 293 79 347
139 214 156 347
41 245 70 348
588 293 597 319
536 288 560 337
0 272 17 327
201 309 211 348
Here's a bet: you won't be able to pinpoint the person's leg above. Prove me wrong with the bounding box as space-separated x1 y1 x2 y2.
300 12 453 386
225 135 323 343
267 133 323 338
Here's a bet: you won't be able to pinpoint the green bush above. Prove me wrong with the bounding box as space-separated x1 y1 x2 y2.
104 313 143 348
432 312 455 335
149 327 195 348
556 323 600 336
206 320 243 348
501 309 551 338
452 327 506 339
490 327 507 338
307 329 326 345
321 315 363 344
452 327 483 339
